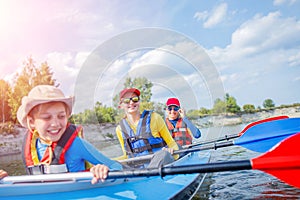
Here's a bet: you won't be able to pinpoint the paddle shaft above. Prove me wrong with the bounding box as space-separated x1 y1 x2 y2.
177 141 233 154
183 135 237 148
1 160 251 184
183 115 290 149
119 141 234 163
109 160 252 178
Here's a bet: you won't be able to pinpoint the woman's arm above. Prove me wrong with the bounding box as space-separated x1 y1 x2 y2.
113 126 128 160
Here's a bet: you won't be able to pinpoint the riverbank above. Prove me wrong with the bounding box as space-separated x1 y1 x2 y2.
195 106 300 127
1 106 299 156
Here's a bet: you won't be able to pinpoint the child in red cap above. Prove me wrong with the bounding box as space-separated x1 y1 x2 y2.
165 97 201 147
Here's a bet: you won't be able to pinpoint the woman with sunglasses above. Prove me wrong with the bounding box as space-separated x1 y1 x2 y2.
165 98 201 147
115 88 179 168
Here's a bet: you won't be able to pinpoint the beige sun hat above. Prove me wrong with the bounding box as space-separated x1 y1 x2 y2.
17 85 74 128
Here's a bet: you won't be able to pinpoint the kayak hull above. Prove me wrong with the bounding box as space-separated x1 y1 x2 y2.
0 150 210 199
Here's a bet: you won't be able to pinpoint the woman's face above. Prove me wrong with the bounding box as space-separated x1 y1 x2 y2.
28 102 69 143
120 93 140 115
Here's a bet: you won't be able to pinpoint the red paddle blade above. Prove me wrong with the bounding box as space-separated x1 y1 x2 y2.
251 132 300 189
238 115 289 136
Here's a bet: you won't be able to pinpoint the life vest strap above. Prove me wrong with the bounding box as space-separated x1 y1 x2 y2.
131 142 166 153
170 128 188 133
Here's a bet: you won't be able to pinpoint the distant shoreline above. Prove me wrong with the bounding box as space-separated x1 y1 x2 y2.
1 106 299 156
195 106 300 128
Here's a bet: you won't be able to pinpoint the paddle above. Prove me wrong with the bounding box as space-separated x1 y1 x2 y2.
119 117 300 163
184 115 289 148
3 132 300 189
114 132 300 189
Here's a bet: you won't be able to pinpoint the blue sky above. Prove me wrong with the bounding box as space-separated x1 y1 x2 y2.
0 0 299 112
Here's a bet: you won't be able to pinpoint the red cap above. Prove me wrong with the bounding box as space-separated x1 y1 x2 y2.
119 88 140 99
166 98 180 107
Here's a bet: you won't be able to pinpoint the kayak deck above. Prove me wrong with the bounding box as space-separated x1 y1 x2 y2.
0 150 211 200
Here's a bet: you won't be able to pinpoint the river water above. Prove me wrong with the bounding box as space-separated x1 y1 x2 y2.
1 124 300 199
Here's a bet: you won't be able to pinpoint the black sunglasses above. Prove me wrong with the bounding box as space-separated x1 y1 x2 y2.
122 96 140 104
167 106 180 111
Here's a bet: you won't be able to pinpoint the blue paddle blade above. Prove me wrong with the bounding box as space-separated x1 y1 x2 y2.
234 118 300 153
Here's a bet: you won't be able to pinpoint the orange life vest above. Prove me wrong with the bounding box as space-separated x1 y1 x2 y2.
165 118 192 146
22 123 84 174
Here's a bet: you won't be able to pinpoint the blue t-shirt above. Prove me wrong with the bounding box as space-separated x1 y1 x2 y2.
36 137 122 172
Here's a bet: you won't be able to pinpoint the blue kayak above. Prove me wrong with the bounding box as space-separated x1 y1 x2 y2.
0 150 210 200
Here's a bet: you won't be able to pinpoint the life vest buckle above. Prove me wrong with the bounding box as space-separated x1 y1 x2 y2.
44 164 68 174
27 164 46 175
129 137 137 143
172 128 179 132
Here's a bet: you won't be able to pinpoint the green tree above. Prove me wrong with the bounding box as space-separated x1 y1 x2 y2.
94 101 117 123
8 58 36 122
243 104 256 113
263 99 275 109
212 98 226 114
199 107 211 115
257 106 262 111
0 80 12 123
80 109 98 124
225 93 241 114
123 77 153 102
33 61 56 86
186 109 200 119
114 77 153 109
152 102 165 117
8 57 56 123
186 108 211 119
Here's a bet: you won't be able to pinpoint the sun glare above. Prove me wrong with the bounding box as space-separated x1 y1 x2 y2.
0 1 12 30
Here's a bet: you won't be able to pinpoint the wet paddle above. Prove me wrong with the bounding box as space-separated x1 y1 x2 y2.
120 117 300 163
183 115 289 148
177 117 300 154
3 133 299 189
112 132 300 189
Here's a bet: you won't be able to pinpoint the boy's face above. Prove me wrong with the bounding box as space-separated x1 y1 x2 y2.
29 102 69 143
166 106 180 120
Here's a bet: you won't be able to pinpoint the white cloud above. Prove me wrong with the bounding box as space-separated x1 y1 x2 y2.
194 11 209 21
46 7 99 24
46 52 80 95
194 3 228 28
210 11 300 65
206 11 300 106
74 52 91 69
288 51 300 66
204 3 228 28
83 38 223 111
293 76 300 81
273 0 297 6
232 12 300 52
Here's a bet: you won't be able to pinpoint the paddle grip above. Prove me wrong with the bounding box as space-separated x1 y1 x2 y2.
161 160 253 175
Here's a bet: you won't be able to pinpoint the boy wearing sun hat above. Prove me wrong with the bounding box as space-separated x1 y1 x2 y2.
17 85 123 184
